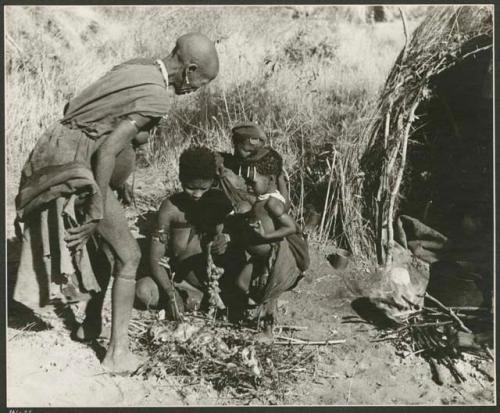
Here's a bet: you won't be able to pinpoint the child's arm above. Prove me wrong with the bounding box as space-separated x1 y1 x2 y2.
254 198 297 241
149 198 182 320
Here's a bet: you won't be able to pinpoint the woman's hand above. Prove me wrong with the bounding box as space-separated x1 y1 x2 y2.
166 291 183 322
65 221 99 252
211 233 230 255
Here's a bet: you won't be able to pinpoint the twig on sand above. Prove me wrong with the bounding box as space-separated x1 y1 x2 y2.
274 337 346 346
275 335 306 343
276 325 308 331
405 349 425 358
346 360 359 405
407 321 454 328
425 293 472 333
8 322 36 341
130 319 151 328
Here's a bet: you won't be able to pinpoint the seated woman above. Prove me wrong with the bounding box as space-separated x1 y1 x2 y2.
135 146 233 319
216 122 291 212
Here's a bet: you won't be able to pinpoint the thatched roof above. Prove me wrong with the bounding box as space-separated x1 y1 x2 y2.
358 5 493 264
368 5 492 147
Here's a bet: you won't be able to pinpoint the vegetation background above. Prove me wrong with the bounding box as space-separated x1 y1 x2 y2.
5 5 428 256
5 7 496 407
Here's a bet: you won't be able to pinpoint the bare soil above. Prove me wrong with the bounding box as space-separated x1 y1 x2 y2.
6 179 495 407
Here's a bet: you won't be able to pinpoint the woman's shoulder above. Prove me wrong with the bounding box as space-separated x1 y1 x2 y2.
112 58 156 70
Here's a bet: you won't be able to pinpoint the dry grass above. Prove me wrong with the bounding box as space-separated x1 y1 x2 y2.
5 5 428 258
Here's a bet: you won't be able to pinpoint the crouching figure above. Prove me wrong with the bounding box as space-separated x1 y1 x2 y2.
135 146 232 319
234 148 309 340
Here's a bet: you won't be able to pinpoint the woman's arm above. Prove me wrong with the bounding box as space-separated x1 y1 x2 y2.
95 115 154 209
150 199 182 320
66 115 155 250
253 198 297 241
150 200 176 294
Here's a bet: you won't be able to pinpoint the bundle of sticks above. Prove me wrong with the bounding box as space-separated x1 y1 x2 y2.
373 293 493 385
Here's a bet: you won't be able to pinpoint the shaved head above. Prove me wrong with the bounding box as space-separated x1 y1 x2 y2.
175 32 219 82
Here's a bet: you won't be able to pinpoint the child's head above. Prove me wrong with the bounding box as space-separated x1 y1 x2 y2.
231 122 266 159
179 146 216 201
193 189 233 234
243 148 283 196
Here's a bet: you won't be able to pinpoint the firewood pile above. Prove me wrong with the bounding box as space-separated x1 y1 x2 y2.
371 293 493 385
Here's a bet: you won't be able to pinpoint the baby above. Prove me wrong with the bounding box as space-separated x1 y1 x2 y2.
235 148 304 339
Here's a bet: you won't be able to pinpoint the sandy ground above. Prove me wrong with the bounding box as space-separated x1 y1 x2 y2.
5 180 496 407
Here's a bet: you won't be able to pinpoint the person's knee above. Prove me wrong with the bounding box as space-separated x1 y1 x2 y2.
135 278 158 307
236 275 249 293
135 279 149 299
117 243 141 272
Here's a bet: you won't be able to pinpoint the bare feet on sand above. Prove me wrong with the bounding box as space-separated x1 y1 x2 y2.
101 347 144 375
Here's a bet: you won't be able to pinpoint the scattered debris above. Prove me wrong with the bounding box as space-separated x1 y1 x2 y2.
130 315 319 403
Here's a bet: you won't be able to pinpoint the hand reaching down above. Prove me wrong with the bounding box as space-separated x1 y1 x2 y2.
64 221 98 252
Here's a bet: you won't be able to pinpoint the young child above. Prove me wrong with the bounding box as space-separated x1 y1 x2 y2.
135 146 232 320
217 122 291 211
235 148 307 340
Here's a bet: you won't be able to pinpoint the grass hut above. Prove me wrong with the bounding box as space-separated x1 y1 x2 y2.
356 5 493 274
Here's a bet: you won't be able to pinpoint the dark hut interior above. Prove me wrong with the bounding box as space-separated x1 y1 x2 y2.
399 39 493 307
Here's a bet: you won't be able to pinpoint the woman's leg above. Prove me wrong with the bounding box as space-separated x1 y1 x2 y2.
228 261 254 323
97 190 143 374
236 262 253 294
255 298 277 343
74 238 113 341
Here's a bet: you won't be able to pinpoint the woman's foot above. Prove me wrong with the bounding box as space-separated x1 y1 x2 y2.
256 308 274 344
101 346 144 375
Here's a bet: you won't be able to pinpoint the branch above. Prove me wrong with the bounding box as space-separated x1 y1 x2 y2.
319 149 336 241
425 292 472 333
399 8 409 59
6 32 24 55
274 337 346 345
385 100 419 266
460 44 492 62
